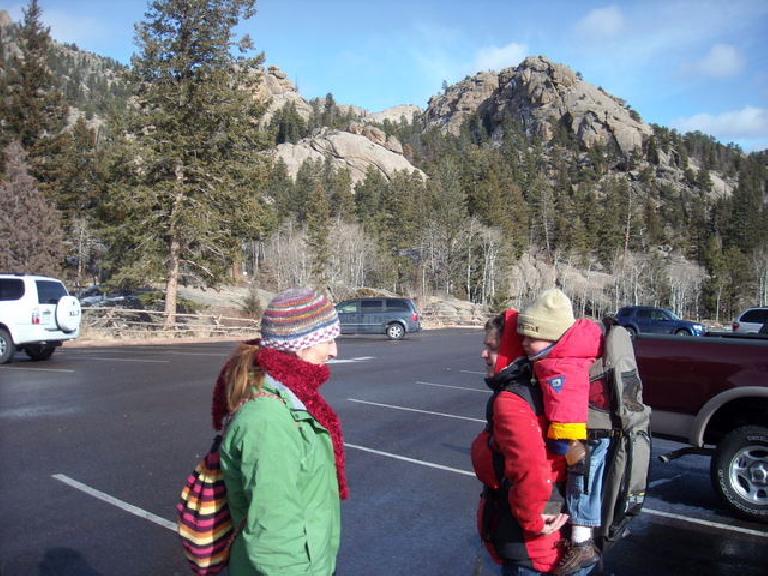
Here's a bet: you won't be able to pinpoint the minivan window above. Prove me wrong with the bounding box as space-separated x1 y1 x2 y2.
743 309 768 323
0 278 24 301
337 301 358 314
35 280 67 304
386 299 410 311
361 300 382 311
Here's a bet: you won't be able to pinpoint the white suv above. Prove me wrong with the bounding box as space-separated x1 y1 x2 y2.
0 273 82 363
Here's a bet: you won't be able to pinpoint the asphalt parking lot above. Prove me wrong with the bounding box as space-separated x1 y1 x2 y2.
0 329 766 575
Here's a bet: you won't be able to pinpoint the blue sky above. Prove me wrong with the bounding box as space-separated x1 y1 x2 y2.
7 0 768 151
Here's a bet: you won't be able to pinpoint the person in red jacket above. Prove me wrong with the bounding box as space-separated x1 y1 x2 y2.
517 289 606 575
473 309 598 576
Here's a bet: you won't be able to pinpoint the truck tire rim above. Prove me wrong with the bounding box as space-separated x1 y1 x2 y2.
728 444 768 505
0 338 7 355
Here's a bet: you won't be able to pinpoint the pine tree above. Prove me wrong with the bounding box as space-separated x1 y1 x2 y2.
323 161 354 221
4 0 66 150
354 166 387 227
3 0 69 196
104 0 272 325
305 181 331 288
0 142 65 276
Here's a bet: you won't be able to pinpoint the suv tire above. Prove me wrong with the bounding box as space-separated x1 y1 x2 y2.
710 425 768 522
675 329 690 336
25 343 56 361
386 323 405 340
55 296 81 333
0 328 13 363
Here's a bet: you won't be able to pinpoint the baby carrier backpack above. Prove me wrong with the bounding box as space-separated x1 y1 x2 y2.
587 323 652 553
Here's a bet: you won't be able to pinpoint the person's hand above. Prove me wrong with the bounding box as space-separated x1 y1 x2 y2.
539 512 569 535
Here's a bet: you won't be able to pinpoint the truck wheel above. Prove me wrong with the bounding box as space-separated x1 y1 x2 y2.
25 344 56 361
0 328 13 364
710 426 768 522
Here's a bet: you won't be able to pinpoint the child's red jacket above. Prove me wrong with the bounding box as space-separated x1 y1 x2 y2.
533 318 603 442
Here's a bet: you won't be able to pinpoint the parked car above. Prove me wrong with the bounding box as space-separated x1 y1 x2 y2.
732 307 768 333
78 286 145 309
336 297 421 340
77 285 106 306
615 305 704 336
0 273 81 363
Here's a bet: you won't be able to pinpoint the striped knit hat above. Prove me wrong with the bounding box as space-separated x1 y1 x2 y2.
260 288 340 352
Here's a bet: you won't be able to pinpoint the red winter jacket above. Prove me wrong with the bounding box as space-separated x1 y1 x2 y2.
473 310 567 572
492 388 567 571
532 319 603 442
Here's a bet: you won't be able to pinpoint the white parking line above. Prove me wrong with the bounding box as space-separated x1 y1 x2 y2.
165 352 227 357
78 357 170 363
345 443 475 477
343 445 768 539
347 398 485 423
0 366 75 373
329 356 374 364
52 474 175 531
459 369 486 376
643 508 768 538
415 380 490 394
649 474 682 489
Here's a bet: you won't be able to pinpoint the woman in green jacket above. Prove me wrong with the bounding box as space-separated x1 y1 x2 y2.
212 288 348 575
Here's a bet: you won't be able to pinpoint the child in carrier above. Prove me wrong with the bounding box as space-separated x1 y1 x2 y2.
517 289 609 575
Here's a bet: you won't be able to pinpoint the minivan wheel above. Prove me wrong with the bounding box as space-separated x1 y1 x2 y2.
386 323 405 340
0 328 14 364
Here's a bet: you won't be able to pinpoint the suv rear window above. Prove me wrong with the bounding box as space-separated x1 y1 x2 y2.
742 308 768 323
35 280 67 304
0 278 24 301
385 299 410 311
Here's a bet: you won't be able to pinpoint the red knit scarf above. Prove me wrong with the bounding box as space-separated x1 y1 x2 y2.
212 346 348 500
257 348 349 500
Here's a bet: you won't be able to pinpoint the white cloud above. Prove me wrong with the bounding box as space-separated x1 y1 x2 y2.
690 43 745 77
574 6 625 40
672 106 768 140
473 42 527 72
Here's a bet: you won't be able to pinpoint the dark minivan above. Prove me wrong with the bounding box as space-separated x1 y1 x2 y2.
336 297 422 340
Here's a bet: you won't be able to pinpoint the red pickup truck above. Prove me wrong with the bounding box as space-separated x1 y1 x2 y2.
634 332 768 522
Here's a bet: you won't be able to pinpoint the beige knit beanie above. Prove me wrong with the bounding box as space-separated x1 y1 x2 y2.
517 288 575 341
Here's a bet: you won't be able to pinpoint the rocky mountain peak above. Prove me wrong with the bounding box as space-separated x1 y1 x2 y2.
252 65 314 125
425 71 500 134
270 127 424 191
427 55 652 155
0 10 12 29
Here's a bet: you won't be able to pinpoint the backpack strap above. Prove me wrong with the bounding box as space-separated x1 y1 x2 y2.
486 378 546 490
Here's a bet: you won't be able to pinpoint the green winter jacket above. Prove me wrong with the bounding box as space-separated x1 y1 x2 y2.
220 375 341 576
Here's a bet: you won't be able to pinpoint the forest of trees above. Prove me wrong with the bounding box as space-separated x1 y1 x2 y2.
1 0 766 323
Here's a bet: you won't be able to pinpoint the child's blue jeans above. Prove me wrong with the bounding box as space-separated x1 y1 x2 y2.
566 436 611 526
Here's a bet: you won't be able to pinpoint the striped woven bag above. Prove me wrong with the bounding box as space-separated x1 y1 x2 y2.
178 392 281 574
177 435 235 575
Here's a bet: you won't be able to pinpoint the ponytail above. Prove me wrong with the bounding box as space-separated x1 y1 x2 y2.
212 340 264 430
